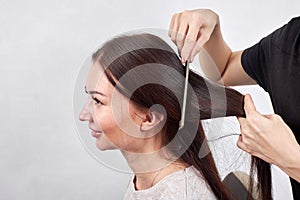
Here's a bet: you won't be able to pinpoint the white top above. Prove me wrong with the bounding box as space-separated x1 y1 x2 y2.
124 166 217 200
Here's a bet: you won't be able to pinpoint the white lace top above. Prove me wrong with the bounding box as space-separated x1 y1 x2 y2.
124 166 217 200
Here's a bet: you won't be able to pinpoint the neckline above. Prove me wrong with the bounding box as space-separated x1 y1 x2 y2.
132 165 193 192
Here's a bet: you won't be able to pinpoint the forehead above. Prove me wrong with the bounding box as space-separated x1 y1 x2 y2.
86 62 112 95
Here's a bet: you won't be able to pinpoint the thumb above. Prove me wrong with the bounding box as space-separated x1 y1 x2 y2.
244 94 258 116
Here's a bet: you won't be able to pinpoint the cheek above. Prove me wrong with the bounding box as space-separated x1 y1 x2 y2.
92 103 139 149
94 108 117 131
100 118 134 150
93 107 128 140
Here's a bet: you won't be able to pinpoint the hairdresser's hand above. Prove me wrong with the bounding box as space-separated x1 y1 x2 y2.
237 94 300 182
168 9 219 62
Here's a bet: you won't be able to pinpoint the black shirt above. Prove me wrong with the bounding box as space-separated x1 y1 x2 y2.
241 17 300 200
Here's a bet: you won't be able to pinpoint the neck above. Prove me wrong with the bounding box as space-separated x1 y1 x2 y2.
121 151 188 190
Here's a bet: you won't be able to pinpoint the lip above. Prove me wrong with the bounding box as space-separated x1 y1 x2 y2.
88 126 103 138
91 130 102 138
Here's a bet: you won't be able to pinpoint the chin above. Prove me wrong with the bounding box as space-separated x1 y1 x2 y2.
95 140 118 151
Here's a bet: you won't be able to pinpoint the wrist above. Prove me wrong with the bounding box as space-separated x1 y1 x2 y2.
280 145 300 171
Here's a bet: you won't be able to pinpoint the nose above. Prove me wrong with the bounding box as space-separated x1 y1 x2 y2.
79 101 93 122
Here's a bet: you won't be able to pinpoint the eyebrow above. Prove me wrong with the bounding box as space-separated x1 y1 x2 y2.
84 86 108 97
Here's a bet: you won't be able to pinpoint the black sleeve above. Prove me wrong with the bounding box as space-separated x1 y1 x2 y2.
241 39 268 89
241 17 300 91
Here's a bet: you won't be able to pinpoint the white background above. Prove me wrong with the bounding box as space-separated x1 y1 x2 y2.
0 0 299 199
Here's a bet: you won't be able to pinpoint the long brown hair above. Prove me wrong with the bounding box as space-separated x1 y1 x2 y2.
92 33 272 200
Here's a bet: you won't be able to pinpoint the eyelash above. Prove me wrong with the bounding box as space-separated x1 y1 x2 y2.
84 89 103 105
92 97 103 105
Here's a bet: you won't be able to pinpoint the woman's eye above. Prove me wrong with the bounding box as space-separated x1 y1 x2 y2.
92 97 103 105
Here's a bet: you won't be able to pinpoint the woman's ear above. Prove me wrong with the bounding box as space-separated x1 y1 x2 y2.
140 105 166 135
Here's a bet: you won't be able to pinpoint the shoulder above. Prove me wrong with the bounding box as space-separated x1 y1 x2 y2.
275 16 300 56
241 16 300 86
257 16 300 56
154 166 217 199
184 166 217 199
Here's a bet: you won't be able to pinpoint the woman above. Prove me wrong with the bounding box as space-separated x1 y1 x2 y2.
79 33 255 199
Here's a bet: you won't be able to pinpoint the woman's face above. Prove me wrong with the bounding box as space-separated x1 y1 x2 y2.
79 62 153 152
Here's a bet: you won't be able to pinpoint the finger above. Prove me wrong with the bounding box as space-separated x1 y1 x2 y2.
181 23 199 62
244 94 258 117
189 43 200 62
170 14 180 43
237 135 253 155
238 137 268 161
196 30 211 48
237 117 251 137
189 31 209 62
168 14 176 37
176 20 188 57
237 116 247 126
